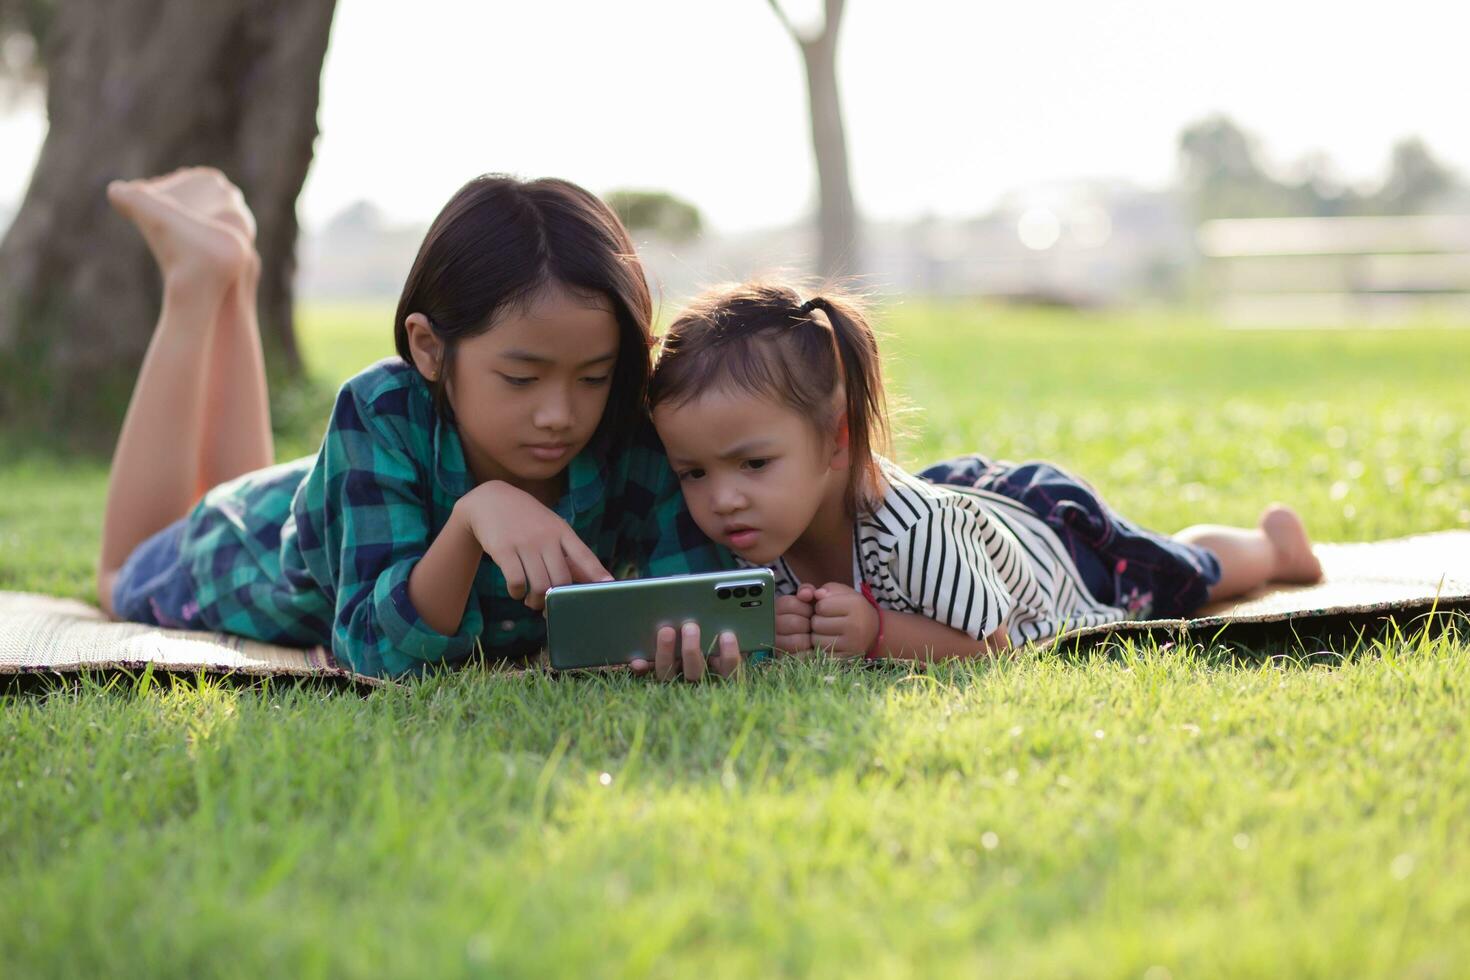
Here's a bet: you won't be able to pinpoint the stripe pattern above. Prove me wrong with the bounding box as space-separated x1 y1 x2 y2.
760 458 1125 647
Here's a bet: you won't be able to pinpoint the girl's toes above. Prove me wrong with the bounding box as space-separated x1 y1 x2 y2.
112 181 251 284
146 168 256 243
106 179 147 220
108 181 178 238
1260 505 1324 584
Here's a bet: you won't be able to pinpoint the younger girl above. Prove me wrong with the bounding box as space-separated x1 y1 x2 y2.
649 282 1324 662
98 168 725 678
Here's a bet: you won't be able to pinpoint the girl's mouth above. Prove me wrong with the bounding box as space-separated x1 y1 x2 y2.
527 443 570 462
726 528 759 549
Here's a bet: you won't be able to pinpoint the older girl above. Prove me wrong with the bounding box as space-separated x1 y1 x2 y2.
98 169 725 678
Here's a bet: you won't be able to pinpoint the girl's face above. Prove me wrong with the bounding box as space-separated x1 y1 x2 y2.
653 388 848 565
409 284 621 494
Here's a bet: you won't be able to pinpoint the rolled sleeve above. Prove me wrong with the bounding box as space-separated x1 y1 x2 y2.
340 557 481 677
302 385 480 677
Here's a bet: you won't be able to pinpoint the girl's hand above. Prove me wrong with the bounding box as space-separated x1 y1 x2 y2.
775 583 819 656
811 582 880 659
630 622 742 681
453 480 612 610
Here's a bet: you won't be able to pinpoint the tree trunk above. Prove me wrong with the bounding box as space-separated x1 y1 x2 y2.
767 0 859 280
0 0 336 445
800 25 859 280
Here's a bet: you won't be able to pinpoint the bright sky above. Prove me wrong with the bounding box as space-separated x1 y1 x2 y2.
2 0 1468 232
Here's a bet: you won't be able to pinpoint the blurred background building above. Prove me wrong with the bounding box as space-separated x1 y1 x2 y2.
3 0 1469 437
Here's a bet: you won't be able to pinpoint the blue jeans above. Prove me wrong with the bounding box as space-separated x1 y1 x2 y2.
110 517 204 629
919 455 1222 619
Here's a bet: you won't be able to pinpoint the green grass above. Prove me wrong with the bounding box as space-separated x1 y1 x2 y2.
3 302 1469 977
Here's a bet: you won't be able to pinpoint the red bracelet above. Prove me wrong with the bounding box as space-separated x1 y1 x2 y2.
859 583 885 660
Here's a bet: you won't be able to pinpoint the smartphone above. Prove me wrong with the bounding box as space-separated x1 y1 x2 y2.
544 568 777 671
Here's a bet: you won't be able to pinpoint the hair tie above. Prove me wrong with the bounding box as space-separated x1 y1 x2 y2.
797 297 824 317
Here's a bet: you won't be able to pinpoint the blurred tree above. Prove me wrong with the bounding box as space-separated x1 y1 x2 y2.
1176 114 1296 220
605 189 703 243
1373 137 1461 214
0 0 336 443
1179 114 1467 221
765 0 859 279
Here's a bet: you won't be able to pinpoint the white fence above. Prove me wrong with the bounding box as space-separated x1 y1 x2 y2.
1198 215 1470 325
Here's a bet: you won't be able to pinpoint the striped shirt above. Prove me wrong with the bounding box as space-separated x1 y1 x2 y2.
753 457 1125 647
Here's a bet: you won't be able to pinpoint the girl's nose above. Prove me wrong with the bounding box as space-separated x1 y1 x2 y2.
711 482 746 515
532 388 574 431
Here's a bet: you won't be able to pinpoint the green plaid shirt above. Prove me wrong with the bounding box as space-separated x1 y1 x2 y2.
179 358 730 678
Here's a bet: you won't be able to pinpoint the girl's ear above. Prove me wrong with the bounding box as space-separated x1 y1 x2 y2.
403 313 444 381
828 412 852 471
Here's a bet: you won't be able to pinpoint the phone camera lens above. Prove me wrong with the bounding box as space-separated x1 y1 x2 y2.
749 585 763 597
717 588 732 600
733 587 748 598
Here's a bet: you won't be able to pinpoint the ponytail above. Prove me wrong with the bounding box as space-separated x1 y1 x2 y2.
792 295 889 514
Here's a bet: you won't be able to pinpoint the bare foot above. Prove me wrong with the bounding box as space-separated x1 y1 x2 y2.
141 167 257 243
107 178 252 288
1260 504 1324 584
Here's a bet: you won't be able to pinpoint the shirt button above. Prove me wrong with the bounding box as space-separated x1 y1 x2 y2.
499 619 517 631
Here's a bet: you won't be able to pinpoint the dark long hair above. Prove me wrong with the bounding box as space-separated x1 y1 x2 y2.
650 282 890 516
393 174 653 452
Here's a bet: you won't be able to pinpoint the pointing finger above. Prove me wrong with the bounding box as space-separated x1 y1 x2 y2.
564 532 614 584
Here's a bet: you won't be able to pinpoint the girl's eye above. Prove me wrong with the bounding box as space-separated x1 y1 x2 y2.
499 373 536 387
580 375 611 386
744 458 770 471
679 468 706 482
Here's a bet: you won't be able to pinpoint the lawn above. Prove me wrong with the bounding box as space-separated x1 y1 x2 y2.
2 303 1468 977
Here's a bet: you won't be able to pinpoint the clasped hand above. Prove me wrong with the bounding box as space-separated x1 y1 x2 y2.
775 582 880 659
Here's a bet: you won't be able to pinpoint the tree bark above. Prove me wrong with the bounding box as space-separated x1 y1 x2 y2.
0 0 336 444
768 0 859 280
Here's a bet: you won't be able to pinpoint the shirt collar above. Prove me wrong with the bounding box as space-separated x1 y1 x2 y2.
431 409 474 501
556 449 607 529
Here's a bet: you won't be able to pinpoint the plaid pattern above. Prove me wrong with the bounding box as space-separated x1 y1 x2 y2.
179 358 729 678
